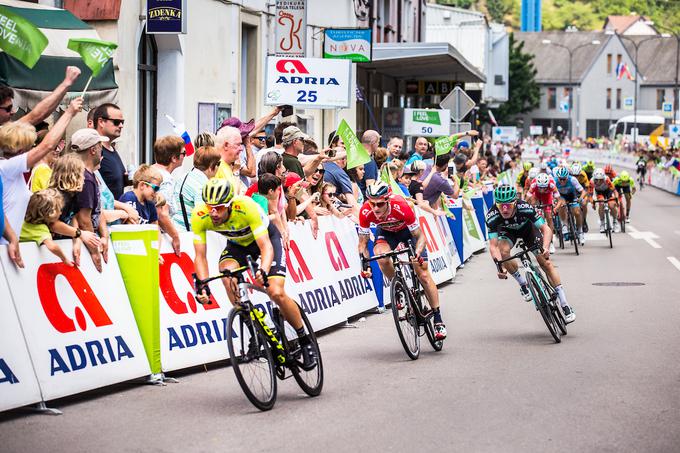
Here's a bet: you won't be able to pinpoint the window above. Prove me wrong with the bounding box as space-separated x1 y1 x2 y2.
548 87 557 109
607 54 612 74
606 88 612 109
137 32 157 165
617 54 622 66
616 89 622 109
562 87 571 105
657 89 666 110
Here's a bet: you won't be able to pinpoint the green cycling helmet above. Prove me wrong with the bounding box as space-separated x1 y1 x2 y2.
494 184 517 203
523 161 533 171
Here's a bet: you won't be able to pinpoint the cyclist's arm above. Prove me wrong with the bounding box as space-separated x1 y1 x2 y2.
358 232 370 260
193 242 209 283
488 237 502 262
254 234 274 275
538 221 553 251
411 226 427 257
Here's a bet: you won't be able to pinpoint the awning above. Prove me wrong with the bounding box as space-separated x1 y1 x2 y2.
0 0 117 112
358 42 486 83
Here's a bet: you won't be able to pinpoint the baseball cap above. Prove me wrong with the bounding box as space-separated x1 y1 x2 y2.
219 117 255 138
282 125 309 146
284 172 302 188
70 128 109 152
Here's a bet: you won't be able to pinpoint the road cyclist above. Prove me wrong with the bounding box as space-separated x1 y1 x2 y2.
612 170 636 223
553 166 586 246
569 162 591 233
635 154 647 189
526 172 560 254
590 169 621 233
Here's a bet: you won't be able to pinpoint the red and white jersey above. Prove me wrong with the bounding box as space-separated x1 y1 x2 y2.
527 179 560 205
358 195 419 234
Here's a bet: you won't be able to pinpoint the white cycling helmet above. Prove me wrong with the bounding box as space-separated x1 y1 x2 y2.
528 167 540 180
539 161 548 170
535 173 551 189
569 162 582 176
592 168 606 180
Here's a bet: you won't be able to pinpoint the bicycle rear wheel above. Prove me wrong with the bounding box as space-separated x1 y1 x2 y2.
527 273 561 343
538 273 567 336
390 277 420 360
227 307 277 411
568 211 579 255
554 215 565 249
285 304 324 397
605 211 613 248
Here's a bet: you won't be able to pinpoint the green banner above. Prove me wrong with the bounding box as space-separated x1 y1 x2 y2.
0 6 48 69
412 110 441 125
435 135 457 156
67 37 117 77
337 119 371 169
463 208 481 240
110 226 161 375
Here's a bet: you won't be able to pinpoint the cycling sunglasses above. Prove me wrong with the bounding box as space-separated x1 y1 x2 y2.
103 117 125 126
206 203 230 212
496 201 516 210
368 200 388 208
142 181 161 192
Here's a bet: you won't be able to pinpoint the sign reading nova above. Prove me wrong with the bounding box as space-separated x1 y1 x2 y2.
265 57 351 108
403 109 451 137
323 29 372 62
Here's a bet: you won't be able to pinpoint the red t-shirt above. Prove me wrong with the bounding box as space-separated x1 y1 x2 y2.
358 195 419 234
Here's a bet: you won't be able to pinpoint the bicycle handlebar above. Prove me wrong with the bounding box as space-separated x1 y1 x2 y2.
192 255 269 293
362 243 415 264
494 243 543 272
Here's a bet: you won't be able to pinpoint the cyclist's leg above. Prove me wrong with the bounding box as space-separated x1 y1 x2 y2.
219 246 246 305
625 192 632 217
596 194 605 222
572 201 583 230
374 228 396 281
609 196 618 222
555 198 567 223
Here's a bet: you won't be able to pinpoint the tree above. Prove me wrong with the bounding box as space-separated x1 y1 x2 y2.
435 0 475 8
493 33 540 125
486 0 515 24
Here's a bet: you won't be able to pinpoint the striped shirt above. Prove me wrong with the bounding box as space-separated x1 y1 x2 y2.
172 168 208 232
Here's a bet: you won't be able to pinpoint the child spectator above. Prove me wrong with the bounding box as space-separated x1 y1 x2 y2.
119 165 162 224
21 188 73 266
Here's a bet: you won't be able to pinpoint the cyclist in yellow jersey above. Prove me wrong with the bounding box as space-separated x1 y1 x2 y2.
192 178 317 369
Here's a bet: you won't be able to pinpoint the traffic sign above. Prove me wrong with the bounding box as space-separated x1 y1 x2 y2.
663 102 673 118
624 97 634 110
669 124 680 140
440 86 476 122
493 126 517 143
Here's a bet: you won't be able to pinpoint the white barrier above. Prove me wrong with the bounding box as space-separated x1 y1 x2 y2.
0 241 151 401
0 265 42 412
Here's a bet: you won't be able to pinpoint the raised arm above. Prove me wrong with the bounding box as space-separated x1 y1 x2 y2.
21 67 81 126
27 97 83 169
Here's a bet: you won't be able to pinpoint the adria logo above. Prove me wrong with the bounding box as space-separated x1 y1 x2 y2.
37 263 113 333
419 217 439 252
286 239 313 283
275 59 309 74
325 231 349 271
160 253 220 314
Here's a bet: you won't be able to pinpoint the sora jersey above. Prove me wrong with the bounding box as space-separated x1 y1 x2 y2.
358 195 418 235
191 195 269 246
485 200 546 240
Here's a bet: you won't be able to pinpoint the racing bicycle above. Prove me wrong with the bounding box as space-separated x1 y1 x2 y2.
495 242 567 343
363 244 443 360
556 202 580 255
594 199 615 249
193 257 323 411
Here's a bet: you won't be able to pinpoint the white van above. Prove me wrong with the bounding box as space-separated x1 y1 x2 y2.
609 115 665 144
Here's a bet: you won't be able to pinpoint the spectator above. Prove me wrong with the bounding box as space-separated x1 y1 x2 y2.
316 182 350 218
359 130 380 196
0 98 82 245
386 137 406 161
214 126 243 190
94 103 129 200
406 137 429 165
401 161 443 216
119 165 162 224
152 135 185 253
388 159 409 196
265 134 275 149
306 164 325 196
322 146 359 217
346 164 365 205
172 145 221 231
253 172 280 218
422 154 459 208
0 66 81 127
303 138 318 155
21 189 73 265
281 125 307 178
29 130 64 192
374 146 389 169
219 117 256 186
194 131 216 148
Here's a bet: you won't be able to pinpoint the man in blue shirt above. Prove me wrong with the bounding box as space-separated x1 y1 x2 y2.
406 136 429 165
359 130 380 196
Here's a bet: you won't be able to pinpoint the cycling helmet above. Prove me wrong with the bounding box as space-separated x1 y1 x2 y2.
494 185 517 203
528 167 540 180
202 178 235 205
569 162 582 176
366 181 391 200
523 161 533 171
536 173 550 189
604 164 614 174
554 166 569 179
539 161 548 170
593 169 606 180
620 170 630 181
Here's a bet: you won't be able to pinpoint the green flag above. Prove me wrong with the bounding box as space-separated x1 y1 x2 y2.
0 6 48 69
434 135 457 156
496 170 513 186
336 119 371 169
379 164 406 197
68 38 117 77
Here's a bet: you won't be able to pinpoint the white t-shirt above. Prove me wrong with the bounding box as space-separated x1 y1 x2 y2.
0 154 30 245
154 165 176 217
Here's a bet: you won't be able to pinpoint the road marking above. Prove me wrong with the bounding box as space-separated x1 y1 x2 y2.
584 233 607 241
626 224 662 249
667 257 680 272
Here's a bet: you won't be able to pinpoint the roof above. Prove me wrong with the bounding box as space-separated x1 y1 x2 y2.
358 42 486 83
603 15 645 34
514 32 609 84
621 36 680 85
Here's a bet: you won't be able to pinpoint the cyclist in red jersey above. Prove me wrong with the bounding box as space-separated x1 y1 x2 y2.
358 181 446 340
527 173 560 253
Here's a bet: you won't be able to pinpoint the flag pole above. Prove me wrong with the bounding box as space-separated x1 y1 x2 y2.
80 75 94 99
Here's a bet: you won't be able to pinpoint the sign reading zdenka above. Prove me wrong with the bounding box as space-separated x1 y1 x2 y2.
265 57 351 109
404 109 450 137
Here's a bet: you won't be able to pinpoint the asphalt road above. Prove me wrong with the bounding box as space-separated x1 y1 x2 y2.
2 185 679 453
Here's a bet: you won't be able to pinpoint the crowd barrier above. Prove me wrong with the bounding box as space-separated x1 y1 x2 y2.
0 191 492 412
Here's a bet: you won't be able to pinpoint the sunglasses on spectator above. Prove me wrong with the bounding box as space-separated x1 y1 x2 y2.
255 136 267 141
324 191 336 196
103 117 125 126
0 104 13 113
143 181 161 192
315 168 325 174
368 200 387 208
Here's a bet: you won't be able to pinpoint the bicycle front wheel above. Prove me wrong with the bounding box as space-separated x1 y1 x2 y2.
527 273 561 343
568 211 579 255
390 277 420 360
227 307 277 411
287 304 324 397
605 211 613 248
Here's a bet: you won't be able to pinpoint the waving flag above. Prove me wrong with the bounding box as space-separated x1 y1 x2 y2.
379 164 407 197
67 38 117 77
337 119 371 169
165 115 195 156
0 6 48 69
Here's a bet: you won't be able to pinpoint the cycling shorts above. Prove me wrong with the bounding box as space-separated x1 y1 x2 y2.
375 226 428 261
595 189 614 201
560 191 577 203
219 223 286 278
497 226 543 250
618 185 632 194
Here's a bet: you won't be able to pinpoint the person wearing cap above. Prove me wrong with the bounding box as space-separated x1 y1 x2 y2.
281 125 308 179
70 128 112 268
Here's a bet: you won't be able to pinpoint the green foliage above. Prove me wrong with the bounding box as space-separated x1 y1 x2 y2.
434 0 475 8
486 0 515 23
494 33 540 124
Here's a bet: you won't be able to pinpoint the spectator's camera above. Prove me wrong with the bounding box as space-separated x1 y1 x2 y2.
332 198 351 210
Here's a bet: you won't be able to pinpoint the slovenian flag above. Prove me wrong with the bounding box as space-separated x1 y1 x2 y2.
617 63 635 81
165 115 195 156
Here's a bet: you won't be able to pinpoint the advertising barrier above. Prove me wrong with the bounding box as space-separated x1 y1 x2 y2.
0 241 150 401
0 264 42 412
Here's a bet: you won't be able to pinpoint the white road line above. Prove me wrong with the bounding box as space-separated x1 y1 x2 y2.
626 224 662 249
584 233 607 241
667 257 680 272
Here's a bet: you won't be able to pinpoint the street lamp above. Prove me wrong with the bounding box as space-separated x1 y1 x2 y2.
542 38 601 140
606 28 666 146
